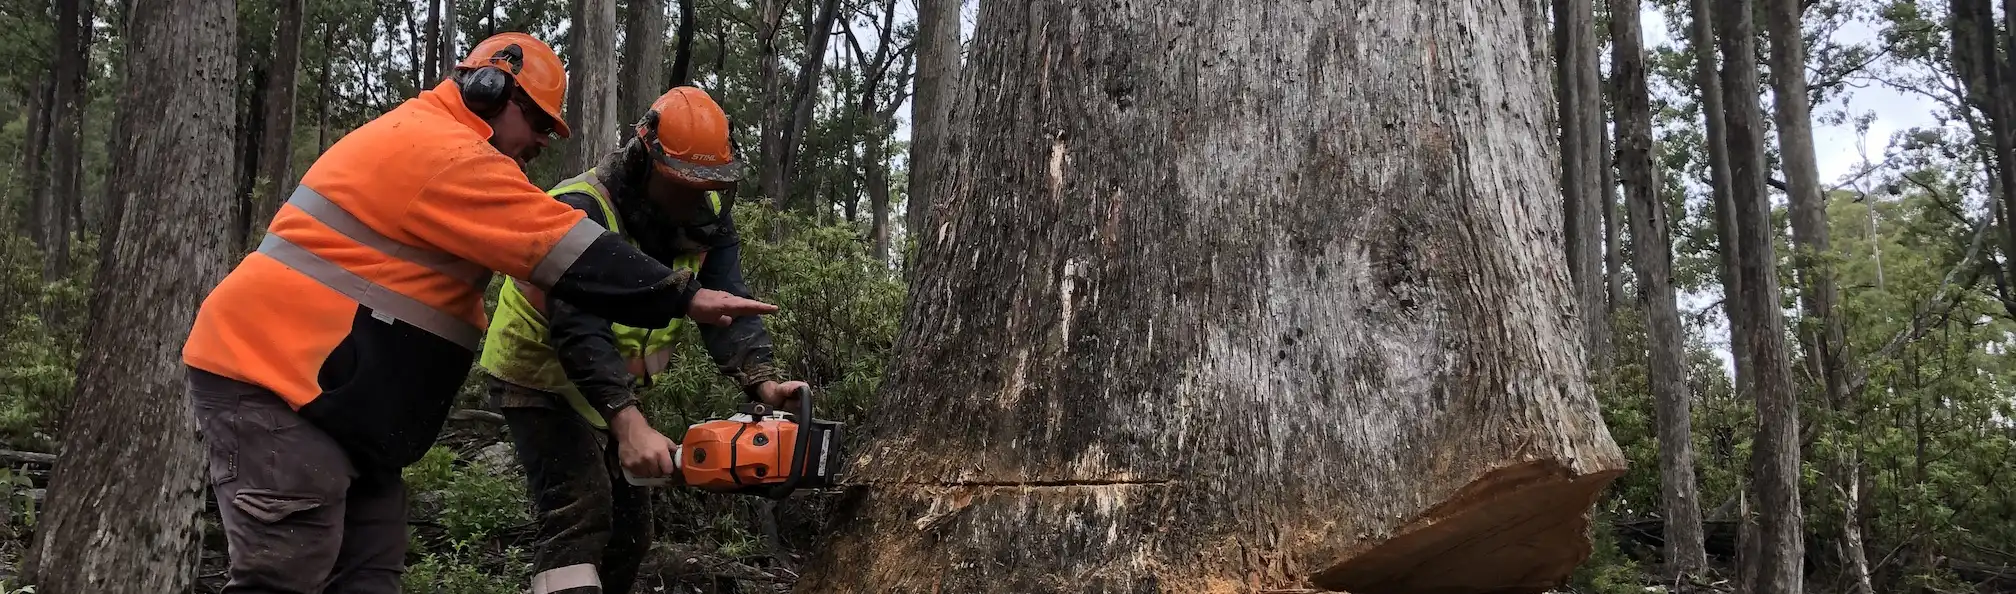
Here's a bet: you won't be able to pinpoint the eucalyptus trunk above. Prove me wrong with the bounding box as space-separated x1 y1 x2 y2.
796 3 1626 592
22 0 237 587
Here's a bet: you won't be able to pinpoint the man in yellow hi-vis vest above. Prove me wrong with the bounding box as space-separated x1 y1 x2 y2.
476 86 806 594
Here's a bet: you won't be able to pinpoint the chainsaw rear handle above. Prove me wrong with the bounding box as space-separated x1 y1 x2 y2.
766 384 816 499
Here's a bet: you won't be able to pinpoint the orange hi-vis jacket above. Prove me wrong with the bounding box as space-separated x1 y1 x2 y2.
184 79 704 475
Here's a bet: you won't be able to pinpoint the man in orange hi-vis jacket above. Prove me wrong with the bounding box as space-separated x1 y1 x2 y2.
180 32 773 593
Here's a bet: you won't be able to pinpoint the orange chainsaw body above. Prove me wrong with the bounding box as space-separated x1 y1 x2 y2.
675 399 843 498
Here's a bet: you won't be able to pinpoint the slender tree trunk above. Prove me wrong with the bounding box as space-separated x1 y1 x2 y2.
424 0 442 81
22 0 237 586
1763 0 1867 591
482 0 495 37
253 0 307 240
1602 120 1625 318
318 22 337 152
234 63 268 252
404 2 422 90
907 0 963 244
755 0 787 201
669 0 696 85
1614 0 1708 579
18 77 52 240
440 0 457 76
795 2 1627 592
1952 0 2016 288
773 0 843 210
618 0 667 121
1691 0 1749 403
565 0 620 171
1719 0 1804 589
44 0 94 282
1556 0 1609 378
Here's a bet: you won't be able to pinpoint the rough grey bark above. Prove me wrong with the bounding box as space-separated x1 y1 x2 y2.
618 0 666 120
253 0 306 237
43 0 93 282
565 0 620 171
22 0 236 585
1762 1 1869 591
1556 0 1609 377
906 0 963 245
1718 0 1804 590
1613 0 1708 579
795 2 1627 592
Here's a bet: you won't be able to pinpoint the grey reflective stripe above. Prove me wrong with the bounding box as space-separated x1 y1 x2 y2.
530 563 601 594
257 234 484 350
285 185 492 288
529 217 605 289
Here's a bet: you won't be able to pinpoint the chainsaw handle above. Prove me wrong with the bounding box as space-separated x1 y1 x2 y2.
769 384 817 499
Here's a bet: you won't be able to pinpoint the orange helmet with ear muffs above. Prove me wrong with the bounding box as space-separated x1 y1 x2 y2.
455 32 571 138
636 86 744 189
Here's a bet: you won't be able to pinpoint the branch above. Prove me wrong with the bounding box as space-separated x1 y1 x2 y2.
1844 212 1995 396
0 449 56 465
447 409 505 425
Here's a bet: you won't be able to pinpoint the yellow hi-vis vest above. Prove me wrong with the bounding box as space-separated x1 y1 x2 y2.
477 168 721 428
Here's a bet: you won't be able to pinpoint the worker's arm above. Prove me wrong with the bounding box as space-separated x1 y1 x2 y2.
405 152 706 328
691 210 789 400
542 192 643 420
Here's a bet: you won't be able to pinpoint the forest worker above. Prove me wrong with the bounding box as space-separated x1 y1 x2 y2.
476 85 807 594
180 34 779 593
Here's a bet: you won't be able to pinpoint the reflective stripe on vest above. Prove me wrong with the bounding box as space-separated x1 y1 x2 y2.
256 185 494 349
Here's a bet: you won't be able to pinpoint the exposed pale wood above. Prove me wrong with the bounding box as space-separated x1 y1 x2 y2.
565 0 620 171
796 2 1626 592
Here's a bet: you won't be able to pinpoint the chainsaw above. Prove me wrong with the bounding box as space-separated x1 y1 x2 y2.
622 385 845 499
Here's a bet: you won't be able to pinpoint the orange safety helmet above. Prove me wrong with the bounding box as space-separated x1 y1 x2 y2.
635 86 744 189
455 32 571 139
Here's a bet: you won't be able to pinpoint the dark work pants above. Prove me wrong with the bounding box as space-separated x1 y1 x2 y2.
489 375 654 594
187 367 409 593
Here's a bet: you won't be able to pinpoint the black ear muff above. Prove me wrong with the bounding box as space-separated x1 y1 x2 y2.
458 66 513 120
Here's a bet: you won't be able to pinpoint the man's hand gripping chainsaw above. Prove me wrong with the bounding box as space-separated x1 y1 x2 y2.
622 385 845 499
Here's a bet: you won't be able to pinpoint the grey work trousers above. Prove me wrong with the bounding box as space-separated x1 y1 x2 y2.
188 367 409 593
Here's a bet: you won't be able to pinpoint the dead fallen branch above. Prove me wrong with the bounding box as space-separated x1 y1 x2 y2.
446 409 505 425
0 449 56 466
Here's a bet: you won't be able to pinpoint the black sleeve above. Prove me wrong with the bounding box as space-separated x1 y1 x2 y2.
545 193 640 419
693 210 787 399
544 231 702 330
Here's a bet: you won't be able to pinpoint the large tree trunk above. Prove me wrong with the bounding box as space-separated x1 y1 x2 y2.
1556 0 1608 377
618 0 666 120
1718 0 1804 590
1763 1 1868 591
565 0 620 171
906 0 963 245
1952 0 2016 298
795 3 1627 592
22 0 237 585
44 0 94 282
1614 0 1708 579
253 0 307 238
